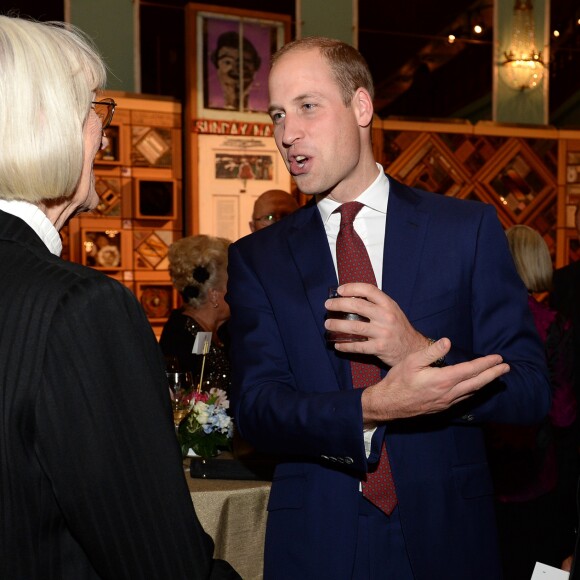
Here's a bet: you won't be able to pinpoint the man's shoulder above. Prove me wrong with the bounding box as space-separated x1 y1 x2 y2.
389 180 493 226
388 176 490 214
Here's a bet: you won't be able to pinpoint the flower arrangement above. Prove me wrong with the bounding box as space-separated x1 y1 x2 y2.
177 388 234 459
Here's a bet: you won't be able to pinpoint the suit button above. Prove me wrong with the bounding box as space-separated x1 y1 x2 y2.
344 457 353 465
321 454 329 461
462 414 474 422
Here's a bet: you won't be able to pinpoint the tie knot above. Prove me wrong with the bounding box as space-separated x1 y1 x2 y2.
338 201 364 227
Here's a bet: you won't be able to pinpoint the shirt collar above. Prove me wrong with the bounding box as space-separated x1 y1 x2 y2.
0 199 62 256
317 163 389 225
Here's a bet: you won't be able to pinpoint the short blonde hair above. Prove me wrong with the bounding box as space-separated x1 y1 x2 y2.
506 225 553 293
168 235 231 308
0 16 107 202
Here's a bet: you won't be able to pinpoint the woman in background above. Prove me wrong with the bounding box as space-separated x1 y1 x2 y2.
487 224 577 579
0 15 238 579
160 235 232 393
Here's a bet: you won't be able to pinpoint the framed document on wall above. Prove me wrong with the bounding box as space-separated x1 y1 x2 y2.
184 4 291 235
196 133 291 241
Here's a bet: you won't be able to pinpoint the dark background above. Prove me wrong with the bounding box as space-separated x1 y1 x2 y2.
6 0 580 124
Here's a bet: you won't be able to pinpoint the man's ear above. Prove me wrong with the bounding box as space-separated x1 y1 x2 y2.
352 87 374 127
353 88 374 128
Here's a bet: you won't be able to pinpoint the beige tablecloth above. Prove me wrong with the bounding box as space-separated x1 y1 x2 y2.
185 460 271 580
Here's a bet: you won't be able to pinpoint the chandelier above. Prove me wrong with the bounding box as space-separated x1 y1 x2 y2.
500 0 545 91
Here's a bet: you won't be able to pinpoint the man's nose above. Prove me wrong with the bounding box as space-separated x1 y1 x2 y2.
281 114 303 147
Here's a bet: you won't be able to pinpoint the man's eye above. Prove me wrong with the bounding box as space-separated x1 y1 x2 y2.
302 103 316 111
271 112 285 123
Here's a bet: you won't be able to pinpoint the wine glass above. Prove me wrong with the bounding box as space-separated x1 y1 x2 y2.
165 371 194 427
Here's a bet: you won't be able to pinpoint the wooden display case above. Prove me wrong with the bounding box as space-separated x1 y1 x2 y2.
64 93 183 333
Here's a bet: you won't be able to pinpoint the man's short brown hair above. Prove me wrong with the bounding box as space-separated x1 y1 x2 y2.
271 36 374 106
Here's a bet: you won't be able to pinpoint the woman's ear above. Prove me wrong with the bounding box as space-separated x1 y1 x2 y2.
353 88 374 128
208 287 219 308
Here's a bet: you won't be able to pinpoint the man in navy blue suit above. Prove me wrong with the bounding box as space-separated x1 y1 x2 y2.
227 36 551 579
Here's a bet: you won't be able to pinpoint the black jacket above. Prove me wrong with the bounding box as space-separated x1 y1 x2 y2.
0 210 239 579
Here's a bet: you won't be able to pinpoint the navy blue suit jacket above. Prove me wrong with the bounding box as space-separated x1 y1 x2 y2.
227 177 550 579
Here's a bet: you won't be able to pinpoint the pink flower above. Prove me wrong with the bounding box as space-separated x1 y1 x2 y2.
182 391 209 406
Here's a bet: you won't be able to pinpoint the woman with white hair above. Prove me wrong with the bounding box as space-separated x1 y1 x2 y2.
0 15 238 579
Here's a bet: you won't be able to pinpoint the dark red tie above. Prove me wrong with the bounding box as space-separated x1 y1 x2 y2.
336 201 397 515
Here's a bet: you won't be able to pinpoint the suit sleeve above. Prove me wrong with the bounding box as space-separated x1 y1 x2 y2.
442 204 551 424
35 276 240 580
227 243 369 472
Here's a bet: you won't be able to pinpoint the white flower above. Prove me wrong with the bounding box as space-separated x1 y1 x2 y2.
193 401 210 425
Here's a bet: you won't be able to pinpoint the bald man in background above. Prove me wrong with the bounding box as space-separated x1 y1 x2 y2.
250 189 299 232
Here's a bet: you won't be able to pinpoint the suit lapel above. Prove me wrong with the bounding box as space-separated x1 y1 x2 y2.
382 177 429 312
287 205 351 388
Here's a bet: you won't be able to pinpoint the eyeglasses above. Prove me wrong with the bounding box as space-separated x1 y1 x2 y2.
91 98 117 130
253 213 292 226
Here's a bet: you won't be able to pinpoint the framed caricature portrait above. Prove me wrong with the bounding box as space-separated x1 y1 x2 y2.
186 4 290 120
204 17 272 113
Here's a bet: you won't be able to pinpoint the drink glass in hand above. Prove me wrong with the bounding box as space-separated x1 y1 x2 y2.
325 286 369 343
165 371 194 427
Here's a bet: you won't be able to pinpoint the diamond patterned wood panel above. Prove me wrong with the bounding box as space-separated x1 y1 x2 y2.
379 120 568 264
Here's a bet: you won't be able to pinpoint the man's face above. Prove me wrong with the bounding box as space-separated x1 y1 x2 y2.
268 48 364 199
251 194 299 231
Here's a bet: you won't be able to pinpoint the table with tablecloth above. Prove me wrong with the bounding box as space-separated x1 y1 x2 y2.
184 458 271 580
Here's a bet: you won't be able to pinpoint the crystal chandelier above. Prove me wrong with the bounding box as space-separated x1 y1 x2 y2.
500 0 545 91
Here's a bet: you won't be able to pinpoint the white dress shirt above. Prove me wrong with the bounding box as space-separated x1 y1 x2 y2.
317 163 389 286
0 199 62 256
